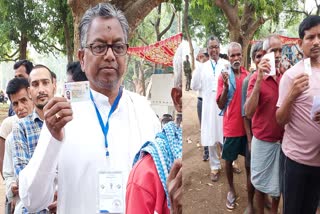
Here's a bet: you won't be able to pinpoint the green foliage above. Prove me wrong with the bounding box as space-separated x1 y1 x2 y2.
0 0 73 61
189 0 302 44
189 1 228 46
45 0 74 56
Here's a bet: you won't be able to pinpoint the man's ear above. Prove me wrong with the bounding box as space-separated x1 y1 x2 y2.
298 39 303 53
27 87 32 99
171 87 182 113
78 49 85 72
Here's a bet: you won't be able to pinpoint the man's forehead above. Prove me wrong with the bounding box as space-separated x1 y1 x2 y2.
29 68 51 81
269 37 282 48
12 88 28 97
87 17 125 42
208 40 219 46
229 47 241 54
305 23 320 33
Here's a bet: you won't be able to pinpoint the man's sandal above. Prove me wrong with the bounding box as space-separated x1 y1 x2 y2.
226 191 237 210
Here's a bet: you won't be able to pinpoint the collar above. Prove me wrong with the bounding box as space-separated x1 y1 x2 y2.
211 57 220 64
31 109 43 122
90 88 112 109
263 68 281 80
234 66 247 75
90 87 125 112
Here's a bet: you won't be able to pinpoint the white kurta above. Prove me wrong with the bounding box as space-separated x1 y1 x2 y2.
18 89 161 214
191 58 227 146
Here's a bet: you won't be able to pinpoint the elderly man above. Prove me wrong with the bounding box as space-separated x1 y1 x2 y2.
191 36 228 182
2 78 34 214
241 41 264 214
245 35 284 214
18 3 160 214
0 60 34 177
276 15 320 214
216 42 248 210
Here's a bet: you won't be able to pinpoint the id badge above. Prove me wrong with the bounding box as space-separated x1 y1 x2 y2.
98 171 124 213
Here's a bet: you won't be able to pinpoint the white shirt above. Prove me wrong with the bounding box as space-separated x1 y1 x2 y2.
3 132 17 201
191 58 228 146
191 61 204 98
3 132 23 214
0 115 18 139
19 89 161 214
2 116 18 199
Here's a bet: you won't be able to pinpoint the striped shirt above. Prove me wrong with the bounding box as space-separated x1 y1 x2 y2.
12 110 49 214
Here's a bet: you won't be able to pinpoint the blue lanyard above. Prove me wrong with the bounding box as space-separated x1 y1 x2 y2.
90 86 123 157
210 60 216 76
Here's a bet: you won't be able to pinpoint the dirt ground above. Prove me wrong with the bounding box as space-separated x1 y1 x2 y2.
0 104 9 214
182 89 250 214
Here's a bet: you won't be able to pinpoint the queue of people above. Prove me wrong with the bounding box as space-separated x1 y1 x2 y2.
188 15 320 214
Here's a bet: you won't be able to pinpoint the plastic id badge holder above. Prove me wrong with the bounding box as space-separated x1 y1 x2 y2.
97 171 124 214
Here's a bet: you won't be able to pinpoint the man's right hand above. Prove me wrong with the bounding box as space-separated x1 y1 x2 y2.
289 74 309 100
257 58 271 81
44 97 73 141
221 72 229 88
11 182 19 196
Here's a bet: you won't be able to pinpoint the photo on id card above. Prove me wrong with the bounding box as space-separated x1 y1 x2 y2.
64 81 90 102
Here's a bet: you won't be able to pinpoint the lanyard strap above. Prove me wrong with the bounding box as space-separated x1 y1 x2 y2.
210 60 216 76
90 86 123 157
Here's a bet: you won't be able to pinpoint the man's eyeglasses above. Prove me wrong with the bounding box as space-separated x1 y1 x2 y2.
208 45 220 50
85 43 129 56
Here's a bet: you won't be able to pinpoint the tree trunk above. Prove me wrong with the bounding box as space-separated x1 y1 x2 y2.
19 33 28 59
184 0 194 70
63 18 73 63
215 0 266 69
68 0 167 58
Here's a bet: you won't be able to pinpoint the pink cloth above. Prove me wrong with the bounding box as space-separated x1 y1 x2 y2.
277 60 320 166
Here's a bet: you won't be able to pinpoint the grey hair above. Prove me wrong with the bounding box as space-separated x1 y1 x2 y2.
79 3 129 49
227 42 242 56
206 35 220 47
262 35 281 51
251 41 263 59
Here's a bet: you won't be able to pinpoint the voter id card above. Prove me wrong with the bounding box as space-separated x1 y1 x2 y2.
304 58 312 76
97 171 124 214
64 81 90 102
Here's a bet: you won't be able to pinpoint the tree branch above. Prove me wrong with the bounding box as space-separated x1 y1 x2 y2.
3 49 19 59
155 4 161 40
158 11 175 40
136 31 149 45
284 9 309 16
215 0 239 27
38 40 63 52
